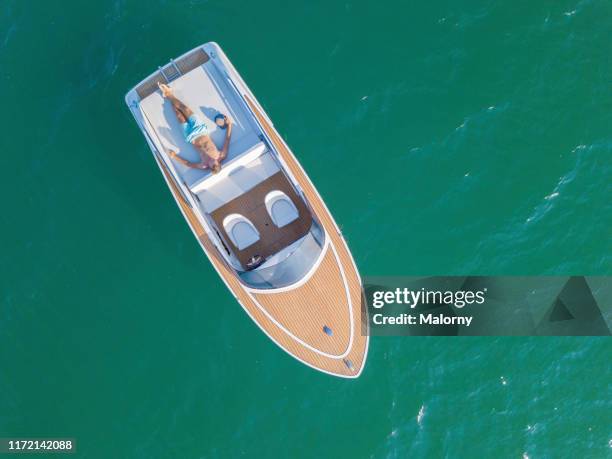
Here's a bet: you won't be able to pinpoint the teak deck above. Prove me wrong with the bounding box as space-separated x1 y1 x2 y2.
210 171 311 268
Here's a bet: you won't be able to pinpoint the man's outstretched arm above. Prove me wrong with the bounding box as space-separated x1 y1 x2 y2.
219 119 234 161
168 150 206 169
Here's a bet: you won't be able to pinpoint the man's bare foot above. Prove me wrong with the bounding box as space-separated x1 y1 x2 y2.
158 82 173 98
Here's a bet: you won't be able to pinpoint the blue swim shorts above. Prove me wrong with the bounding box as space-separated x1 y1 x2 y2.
182 115 209 143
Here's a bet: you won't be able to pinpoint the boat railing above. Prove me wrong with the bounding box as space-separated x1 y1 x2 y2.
223 74 308 201
221 74 333 237
135 102 198 210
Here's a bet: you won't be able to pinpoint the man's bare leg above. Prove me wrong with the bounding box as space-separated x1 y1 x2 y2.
158 83 194 120
172 105 187 124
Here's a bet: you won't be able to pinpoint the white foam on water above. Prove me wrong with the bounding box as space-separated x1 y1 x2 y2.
417 405 425 425
544 192 559 201
525 145 586 224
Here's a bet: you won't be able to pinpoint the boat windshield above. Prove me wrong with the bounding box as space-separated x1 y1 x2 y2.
239 221 325 289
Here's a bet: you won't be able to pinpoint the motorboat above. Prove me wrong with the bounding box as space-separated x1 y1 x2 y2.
125 42 368 377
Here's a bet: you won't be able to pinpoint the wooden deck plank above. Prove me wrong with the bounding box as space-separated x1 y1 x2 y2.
254 245 351 355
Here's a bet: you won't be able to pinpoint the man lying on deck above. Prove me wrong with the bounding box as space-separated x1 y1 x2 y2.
158 82 233 174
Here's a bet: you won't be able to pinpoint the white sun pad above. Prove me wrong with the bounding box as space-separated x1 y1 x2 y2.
139 64 261 186
196 150 281 213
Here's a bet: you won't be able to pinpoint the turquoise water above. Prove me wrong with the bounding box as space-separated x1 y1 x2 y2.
1 1 611 457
